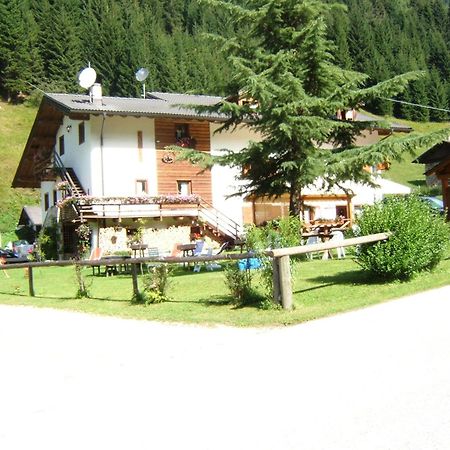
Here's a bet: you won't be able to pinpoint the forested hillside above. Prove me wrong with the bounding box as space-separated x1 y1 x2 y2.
0 0 449 121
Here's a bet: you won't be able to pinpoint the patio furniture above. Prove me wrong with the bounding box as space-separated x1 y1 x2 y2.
89 247 103 275
330 230 345 259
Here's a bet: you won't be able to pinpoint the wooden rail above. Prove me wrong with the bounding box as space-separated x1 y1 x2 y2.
1 232 390 308
1 252 257 298
267 232 391 310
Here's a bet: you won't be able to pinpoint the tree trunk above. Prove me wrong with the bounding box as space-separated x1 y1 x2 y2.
288 181 302 218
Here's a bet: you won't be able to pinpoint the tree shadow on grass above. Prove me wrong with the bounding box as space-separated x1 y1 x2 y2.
167 294 264 310
294 269 383 294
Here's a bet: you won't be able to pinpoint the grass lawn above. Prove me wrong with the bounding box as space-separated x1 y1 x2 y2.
0 101 39 244
0 256 449 327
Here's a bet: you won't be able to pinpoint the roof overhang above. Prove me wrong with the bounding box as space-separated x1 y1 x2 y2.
12 96 64 188
413 140 450 165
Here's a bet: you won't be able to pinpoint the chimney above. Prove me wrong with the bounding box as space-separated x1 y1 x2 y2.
90 83 102 102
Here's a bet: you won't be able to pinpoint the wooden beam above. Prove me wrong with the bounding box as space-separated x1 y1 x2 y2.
68 113 90 121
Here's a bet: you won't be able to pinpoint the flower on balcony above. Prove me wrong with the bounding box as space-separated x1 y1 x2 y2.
57 196 77 208
55 180 70 191
56 194 202 208
175 136 196 148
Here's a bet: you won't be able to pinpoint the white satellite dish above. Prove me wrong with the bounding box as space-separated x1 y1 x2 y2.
135 67 149 82
78 66 97 89
135 67 149 98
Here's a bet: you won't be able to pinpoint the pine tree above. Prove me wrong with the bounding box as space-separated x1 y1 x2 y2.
428 69 449 121
0 0 44 100
184 0 449 216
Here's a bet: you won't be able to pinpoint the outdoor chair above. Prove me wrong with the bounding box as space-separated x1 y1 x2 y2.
205 247 223 271
192 240 206 272
330 230 345 259
145 247 161 273
305 235 320 259
89 247 103 275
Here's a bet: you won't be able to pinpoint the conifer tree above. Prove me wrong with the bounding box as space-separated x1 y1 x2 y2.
185 0 449 216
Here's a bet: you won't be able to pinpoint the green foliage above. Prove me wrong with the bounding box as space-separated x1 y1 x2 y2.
244 216 303 304
356 195 450 280
185 0 448 217
138 264 172 304
74 265 91 298
37 222 58 260
246 216 303 251
223 263 264 307
75 223 91 259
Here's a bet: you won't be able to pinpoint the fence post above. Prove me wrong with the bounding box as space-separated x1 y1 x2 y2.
28 267 35 297
272 257 281 305
279 255 292 310
131 263 139 296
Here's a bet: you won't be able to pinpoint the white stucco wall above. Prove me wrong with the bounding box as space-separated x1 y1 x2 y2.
56 115 157 198
56 116 92 194
89 116 157 197
210 123 260 226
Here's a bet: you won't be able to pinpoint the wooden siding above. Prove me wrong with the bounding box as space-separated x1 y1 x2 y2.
155 118 212 203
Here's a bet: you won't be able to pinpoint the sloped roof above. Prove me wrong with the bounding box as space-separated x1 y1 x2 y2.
354 111 412 132
18 205 42 227
413 140 450 164
147 92 223 106
45 92 225 120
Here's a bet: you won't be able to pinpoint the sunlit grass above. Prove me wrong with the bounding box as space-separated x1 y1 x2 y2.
0 255 448 327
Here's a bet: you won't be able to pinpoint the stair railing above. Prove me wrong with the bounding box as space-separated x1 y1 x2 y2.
53 151 83 216
197 199 244 242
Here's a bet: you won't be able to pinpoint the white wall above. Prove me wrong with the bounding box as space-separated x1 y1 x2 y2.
40 181 56 225
57 115 157 198
210 123 260 226
57 116 92 194
89 116 157 197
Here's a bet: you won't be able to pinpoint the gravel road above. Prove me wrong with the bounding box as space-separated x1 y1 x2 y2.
1 285 450 450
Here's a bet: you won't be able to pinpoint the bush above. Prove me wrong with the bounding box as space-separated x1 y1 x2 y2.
223 263 261 306
245 216 303 251
356 195 449 280
140 264 172 304
244 216 302 303
37 222 59 260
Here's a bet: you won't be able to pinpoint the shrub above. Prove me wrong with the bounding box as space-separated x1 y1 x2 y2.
37 221 59 260
356 195 449 280
244 216 302 303
140 264 172 304
245 216 303 251
223 263 262 306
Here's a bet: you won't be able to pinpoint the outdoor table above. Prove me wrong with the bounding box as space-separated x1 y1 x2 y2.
102 255 131 276
177 243 197 268
177 243 196 257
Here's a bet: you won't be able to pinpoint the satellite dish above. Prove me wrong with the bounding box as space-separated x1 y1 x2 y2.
78 66 97 89
135 67 149 82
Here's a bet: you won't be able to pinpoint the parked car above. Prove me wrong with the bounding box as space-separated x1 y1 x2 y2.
0 248 30 264
419 196 445 215
12 240 34 257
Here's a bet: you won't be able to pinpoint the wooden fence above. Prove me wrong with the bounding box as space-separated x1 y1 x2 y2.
1 232 390 309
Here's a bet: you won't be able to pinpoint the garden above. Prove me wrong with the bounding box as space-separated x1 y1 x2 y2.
1 197 449 327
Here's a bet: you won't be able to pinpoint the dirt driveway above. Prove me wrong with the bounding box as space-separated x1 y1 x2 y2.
1 285 450 450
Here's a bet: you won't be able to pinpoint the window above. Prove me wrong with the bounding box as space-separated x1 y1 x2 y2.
44 193 50 211
53 190 58 205
137 131 143 162
175 124 189 140
78 122 85 145
136 179 148 195
59 135 65 156
177 180 192 196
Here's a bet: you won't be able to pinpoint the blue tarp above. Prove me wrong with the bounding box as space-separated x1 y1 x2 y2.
238 257 262 270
